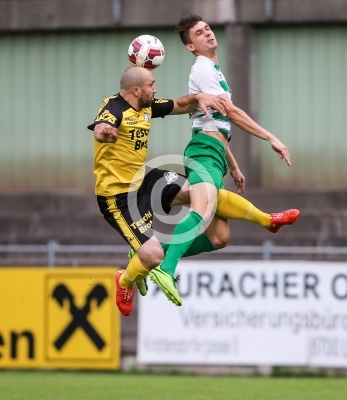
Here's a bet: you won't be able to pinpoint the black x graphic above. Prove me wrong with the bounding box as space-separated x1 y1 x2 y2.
52 283 108 351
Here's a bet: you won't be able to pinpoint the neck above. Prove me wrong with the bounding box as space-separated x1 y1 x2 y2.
120 91 140 111
196 51 218 65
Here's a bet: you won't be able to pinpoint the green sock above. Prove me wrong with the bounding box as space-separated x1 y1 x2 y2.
162 232 216 258
160 211 204 277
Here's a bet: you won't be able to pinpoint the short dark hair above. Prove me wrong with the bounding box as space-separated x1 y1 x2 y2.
176 13 203 45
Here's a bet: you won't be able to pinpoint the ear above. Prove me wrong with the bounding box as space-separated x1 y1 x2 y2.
132 86 140 97
185 43 195 53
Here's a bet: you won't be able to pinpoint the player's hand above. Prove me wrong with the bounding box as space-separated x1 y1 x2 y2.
94 123 118 143
195 93 228 117
269 137 291 166
230 167 245 194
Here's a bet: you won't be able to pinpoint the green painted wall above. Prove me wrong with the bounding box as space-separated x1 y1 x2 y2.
0 28 226 191
257 25 347 188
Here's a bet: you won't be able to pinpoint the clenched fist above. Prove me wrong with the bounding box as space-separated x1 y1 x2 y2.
94 123 118 143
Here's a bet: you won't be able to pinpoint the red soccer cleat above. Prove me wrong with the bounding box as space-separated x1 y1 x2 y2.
267 209 300 234
115 269 134 316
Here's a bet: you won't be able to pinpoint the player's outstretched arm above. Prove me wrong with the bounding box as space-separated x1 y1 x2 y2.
170 93 227 116
220 94 291 166
93 123 118 143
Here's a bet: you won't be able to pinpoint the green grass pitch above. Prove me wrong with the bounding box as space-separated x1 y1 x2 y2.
0 371 346 400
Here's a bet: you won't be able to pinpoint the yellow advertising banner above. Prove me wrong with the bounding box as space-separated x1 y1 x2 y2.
0 267 120 369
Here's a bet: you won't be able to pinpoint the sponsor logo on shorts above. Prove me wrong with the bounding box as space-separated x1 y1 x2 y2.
164 171 178 185
130 211 153 234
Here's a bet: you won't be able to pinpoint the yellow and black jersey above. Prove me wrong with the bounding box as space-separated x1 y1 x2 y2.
87 94 174 196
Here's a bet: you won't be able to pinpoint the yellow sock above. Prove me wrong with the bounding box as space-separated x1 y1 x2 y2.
216 189 271 228
119 254 149 289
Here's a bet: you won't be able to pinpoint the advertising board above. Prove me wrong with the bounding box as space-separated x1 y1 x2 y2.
0 268 120 369
138 261 347 367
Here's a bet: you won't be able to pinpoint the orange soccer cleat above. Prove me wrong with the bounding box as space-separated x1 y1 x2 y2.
267 209 300 234
115 269 134 316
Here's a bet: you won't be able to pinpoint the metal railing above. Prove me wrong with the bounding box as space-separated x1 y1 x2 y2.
1 240 347 266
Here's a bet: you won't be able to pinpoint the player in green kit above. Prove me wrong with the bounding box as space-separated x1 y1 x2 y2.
149 14 300 305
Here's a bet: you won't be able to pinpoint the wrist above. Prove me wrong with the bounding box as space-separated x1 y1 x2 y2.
194 93 202 102
264 131 275 142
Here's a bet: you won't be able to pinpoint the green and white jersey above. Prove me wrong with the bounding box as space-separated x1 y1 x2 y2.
188 55 232 139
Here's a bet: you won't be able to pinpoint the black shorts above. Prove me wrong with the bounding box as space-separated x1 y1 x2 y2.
97 168 186 251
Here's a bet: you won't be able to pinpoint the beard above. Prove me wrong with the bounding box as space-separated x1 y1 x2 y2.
138 93 153 108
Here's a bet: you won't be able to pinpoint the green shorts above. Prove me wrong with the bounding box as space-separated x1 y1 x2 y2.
184 133 228 190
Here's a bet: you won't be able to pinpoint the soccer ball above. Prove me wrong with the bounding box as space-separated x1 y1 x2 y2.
128 35 165 69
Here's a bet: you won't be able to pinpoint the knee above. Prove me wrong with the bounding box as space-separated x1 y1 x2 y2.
210 229 230 250
149 246 164 267
214 237 229 250
138 246 164 269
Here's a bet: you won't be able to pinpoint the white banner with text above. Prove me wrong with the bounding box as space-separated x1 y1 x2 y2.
137 261 347 367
